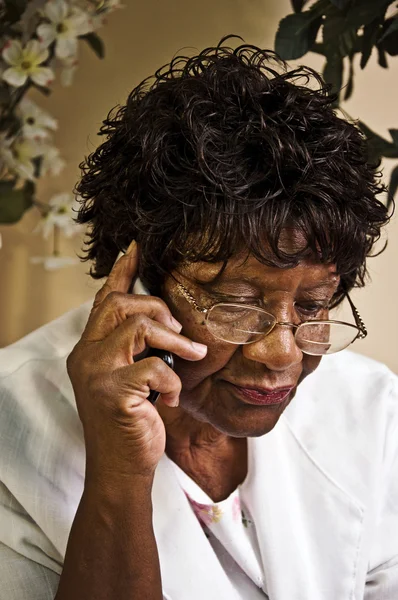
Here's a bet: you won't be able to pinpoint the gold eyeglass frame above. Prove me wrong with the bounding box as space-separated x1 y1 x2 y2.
175 280 367 351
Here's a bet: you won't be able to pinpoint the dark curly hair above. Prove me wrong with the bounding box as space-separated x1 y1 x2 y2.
75 35 390 305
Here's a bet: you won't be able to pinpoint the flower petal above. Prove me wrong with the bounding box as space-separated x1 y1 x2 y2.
49 192 73 208
37 23 57 47
60 64 76 86
30 67 54 87
68 13 94 36
25 40 49 66
44 0 69 24
24 40 43 61
2 67 27 87
56 37 77 59
2 39 22 65
15 159 35 181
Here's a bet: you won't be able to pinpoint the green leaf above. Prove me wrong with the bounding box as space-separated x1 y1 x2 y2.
3 0 27 25
0 180 34 224
379 18 398 56
275 12 323 59
358 120 398 162
34 84 52 96
360 19 381 69
329 0 351 9
0 85 11 105
81 33 105 59
379 16 398 43
0 113 21 135
343 54 354 100
323 13 359 57
291 0 310 12
387 165 398 210
388 129 398 147
346 0 391 29
32 156 43 179
376 44 388 68
323 53 343 103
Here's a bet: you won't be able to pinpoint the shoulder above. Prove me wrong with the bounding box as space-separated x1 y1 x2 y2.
292 349 396 412
283 351 397 502
0 301 92 379
0 302 91 457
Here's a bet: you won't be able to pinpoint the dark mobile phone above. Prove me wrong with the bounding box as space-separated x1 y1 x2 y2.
127 277 174 403
134 347 175 404
147 348 174 404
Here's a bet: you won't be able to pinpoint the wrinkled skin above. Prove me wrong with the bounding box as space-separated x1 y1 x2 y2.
67 236 340 501
157 250 339 498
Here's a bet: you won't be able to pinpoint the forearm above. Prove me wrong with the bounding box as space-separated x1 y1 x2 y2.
55 475 163 600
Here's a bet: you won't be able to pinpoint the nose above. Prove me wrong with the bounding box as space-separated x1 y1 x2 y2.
241 323 303 371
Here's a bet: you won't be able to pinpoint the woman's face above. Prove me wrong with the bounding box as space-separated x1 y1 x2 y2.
161 249 340 439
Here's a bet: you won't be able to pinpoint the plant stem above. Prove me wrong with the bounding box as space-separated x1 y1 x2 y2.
53 224 60 256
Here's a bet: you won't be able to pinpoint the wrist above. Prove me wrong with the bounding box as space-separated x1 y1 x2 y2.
84 469 155 505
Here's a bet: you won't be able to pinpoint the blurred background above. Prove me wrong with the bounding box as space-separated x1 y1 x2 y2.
0 0 397 372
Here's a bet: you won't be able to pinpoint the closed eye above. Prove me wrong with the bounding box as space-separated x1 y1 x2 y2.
295 302 329 318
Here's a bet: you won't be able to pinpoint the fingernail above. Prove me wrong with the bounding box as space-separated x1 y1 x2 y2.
170 316 183 332
191 342 207 355
125 240 137 255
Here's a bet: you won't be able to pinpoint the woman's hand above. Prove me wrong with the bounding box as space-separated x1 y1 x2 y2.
66 241 207 481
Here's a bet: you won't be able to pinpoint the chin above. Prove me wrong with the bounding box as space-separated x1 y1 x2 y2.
199 388 295 439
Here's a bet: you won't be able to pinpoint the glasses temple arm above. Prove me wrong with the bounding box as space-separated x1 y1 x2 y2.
345 292 368 339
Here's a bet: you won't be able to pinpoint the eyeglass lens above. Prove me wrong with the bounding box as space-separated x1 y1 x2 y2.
206 304 359 355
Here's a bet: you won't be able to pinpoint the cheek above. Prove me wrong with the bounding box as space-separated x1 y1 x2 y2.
173 315 236 391
299 354 322 383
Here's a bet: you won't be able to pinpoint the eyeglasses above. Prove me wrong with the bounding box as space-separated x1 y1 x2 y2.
175 281 367 356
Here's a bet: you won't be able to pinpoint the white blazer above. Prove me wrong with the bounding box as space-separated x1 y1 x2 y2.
0 300 397 600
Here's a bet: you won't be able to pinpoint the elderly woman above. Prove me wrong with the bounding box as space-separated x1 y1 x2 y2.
0 38 397 600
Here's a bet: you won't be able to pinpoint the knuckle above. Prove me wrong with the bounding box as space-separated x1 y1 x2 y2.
148 295 170 313
130 312 150 333
93 284 110 307
146 356 167 377
103 290 125 309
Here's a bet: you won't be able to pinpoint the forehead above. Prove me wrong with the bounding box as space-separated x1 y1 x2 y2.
178 227 339 287
178 228 339 290
180 255 338 289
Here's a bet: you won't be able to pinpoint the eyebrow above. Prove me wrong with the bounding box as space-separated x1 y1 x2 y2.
195 274 339 290
301 278 340 291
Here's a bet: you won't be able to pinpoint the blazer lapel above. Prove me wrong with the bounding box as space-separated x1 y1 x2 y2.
244 417 365 600
152 455 243 600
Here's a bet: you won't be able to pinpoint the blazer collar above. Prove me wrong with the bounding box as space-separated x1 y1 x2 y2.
152 417 365 600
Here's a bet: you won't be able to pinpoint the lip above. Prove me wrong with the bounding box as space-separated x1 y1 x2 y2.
226 382 294 406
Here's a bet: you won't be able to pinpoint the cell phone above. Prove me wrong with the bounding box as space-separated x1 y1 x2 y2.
146 348 174 404
134 348 174 404
126 271 175 403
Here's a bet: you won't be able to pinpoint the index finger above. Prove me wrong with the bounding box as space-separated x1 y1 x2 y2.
92 240 138 310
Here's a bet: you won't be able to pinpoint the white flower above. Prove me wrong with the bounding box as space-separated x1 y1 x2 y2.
37 0 94 59
1 39 54 88
87 0 124 28
60 56 78 86
0 136 43 180
40 145 66 176
30 255 80 270
18 98 57 140
34 192 83 239
88 0 124 11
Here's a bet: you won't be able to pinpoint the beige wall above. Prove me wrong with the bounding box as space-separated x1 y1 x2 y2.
1 0 397 372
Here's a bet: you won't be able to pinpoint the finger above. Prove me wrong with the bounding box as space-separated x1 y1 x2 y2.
98 314 207 365
92 240 138 310
113 357 182 407
83 293 183 341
